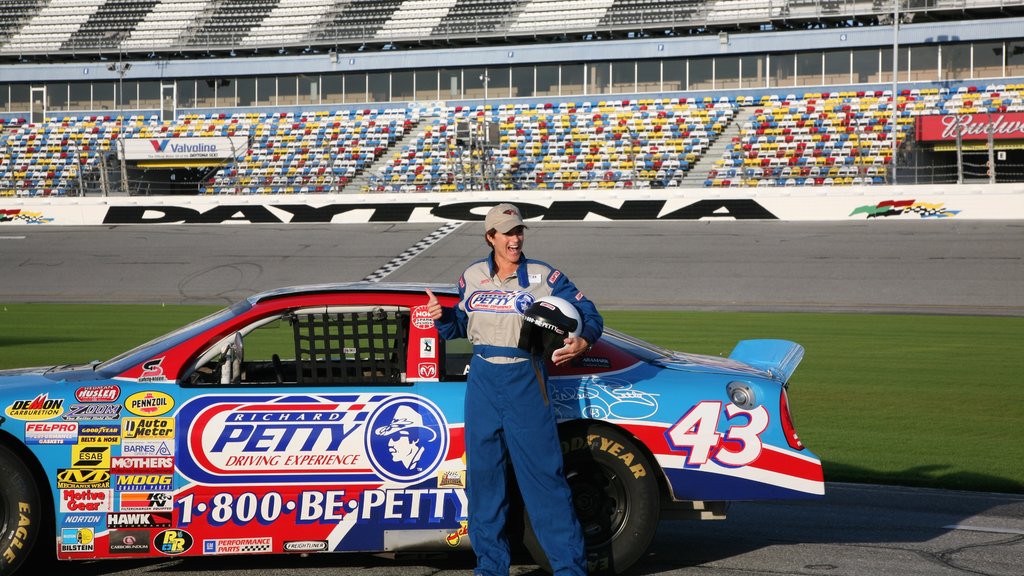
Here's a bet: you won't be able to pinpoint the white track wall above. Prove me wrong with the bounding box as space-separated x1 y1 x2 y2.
1 184 1023 225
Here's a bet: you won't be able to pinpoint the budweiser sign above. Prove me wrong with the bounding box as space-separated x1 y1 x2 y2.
916 112 1024 142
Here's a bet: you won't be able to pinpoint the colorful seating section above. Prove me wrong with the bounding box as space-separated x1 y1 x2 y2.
706 85 1024 187
2 84 1022 196
371 98 733 192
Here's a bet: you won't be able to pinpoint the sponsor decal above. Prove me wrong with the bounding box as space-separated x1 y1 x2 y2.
138 358 170 383
25 421 78 445
60 527 94 553
121 439 174 457
446 520 469 547
122 417 174 439
0 208 53 224
102 199 779 225
411 305 435 329
115 474 173 492
203 537 273 555
419 337 436 359
107 512 172 529
418 362 438 379
283 540 328 552
466 290 534 314
60 489 113 513
62 513 102 526
365 396 449 484
547 270 561 284
124 391 174 417
178 393 376 484
155 529 193 555
850 199 960 219
111 456 174 474
76 385 121 403
78 423 120 444
109 529 150 554
57 469 111 489
119 492 173 512
437 469 466 489
72 445 110 468
5 393 64 420
62 403 123 421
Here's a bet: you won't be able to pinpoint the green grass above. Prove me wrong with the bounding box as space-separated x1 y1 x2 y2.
2 304 1022 494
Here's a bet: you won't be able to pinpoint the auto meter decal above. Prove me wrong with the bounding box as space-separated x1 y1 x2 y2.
177 394 449 485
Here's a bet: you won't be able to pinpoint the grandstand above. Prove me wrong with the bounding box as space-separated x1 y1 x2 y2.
1 0 1022 196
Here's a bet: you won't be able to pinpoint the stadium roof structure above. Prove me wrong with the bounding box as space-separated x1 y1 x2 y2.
0 0 1022 63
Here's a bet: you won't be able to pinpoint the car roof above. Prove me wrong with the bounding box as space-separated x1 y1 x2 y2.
248 282 459 305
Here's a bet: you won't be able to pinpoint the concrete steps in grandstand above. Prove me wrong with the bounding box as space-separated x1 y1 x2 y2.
346 114 429 193
678 104 754 187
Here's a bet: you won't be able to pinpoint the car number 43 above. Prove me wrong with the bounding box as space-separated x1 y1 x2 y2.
665 401 769 467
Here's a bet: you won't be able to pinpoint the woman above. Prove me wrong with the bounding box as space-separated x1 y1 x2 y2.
426 203 603 576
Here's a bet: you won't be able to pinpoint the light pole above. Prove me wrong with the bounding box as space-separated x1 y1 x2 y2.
479 72 489 190
107 58 131 195
890 0 899 184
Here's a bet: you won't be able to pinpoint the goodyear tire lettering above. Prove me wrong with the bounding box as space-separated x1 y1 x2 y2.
0 444 42 575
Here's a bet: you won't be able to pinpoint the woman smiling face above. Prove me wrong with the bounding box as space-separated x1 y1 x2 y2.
488 225 525 273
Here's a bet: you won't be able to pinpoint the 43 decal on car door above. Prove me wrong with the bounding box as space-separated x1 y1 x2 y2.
664 401 769 467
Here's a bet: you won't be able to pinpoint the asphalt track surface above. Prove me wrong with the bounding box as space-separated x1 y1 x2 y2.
2 220 1024 576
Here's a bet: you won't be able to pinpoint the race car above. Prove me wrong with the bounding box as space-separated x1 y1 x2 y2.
0 282 824 575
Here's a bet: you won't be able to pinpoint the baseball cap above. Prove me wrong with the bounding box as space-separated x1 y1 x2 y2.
484 203 526 233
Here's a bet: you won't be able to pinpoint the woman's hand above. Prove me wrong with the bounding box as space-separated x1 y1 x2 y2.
551 336 589 366
425 288 442 320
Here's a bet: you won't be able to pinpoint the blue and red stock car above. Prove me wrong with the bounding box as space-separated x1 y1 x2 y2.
0 283 823 575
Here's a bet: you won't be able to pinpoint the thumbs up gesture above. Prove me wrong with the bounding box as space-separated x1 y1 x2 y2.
425 288 442 320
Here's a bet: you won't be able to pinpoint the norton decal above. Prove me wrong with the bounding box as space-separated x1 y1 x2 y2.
124 391 174 417
177 394 448 485
5 393 64 420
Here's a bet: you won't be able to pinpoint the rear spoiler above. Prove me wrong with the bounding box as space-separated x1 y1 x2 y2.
728 339 805 383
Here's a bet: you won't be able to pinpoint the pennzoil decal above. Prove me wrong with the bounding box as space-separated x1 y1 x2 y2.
125 391 174 417
5 393 64 420
176 393 448 485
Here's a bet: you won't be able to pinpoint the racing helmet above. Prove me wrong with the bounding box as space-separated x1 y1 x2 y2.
517 296 582 361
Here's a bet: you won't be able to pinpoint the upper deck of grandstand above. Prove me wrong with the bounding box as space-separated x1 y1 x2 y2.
0 0 1021 59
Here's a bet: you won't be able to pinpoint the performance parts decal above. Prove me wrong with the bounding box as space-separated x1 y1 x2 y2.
850 199 960 218
100 199 780 224
177 393 449 485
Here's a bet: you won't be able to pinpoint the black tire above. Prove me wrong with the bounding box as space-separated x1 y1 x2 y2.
0 444 43 576
523 423 660 575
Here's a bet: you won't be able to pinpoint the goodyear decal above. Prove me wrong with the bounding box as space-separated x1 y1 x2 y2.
5 393 64 421
176 393 448 485
124 391 174 417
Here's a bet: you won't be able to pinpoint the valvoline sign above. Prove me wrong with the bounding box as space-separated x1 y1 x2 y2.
119 137 240 161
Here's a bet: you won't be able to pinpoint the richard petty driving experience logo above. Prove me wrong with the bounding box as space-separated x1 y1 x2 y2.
466 290 534 314
176 394 449 485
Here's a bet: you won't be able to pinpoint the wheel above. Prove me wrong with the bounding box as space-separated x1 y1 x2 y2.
0 444 43 576
523 424 660 575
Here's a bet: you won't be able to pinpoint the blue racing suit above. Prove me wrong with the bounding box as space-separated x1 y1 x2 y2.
435 251 603 576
